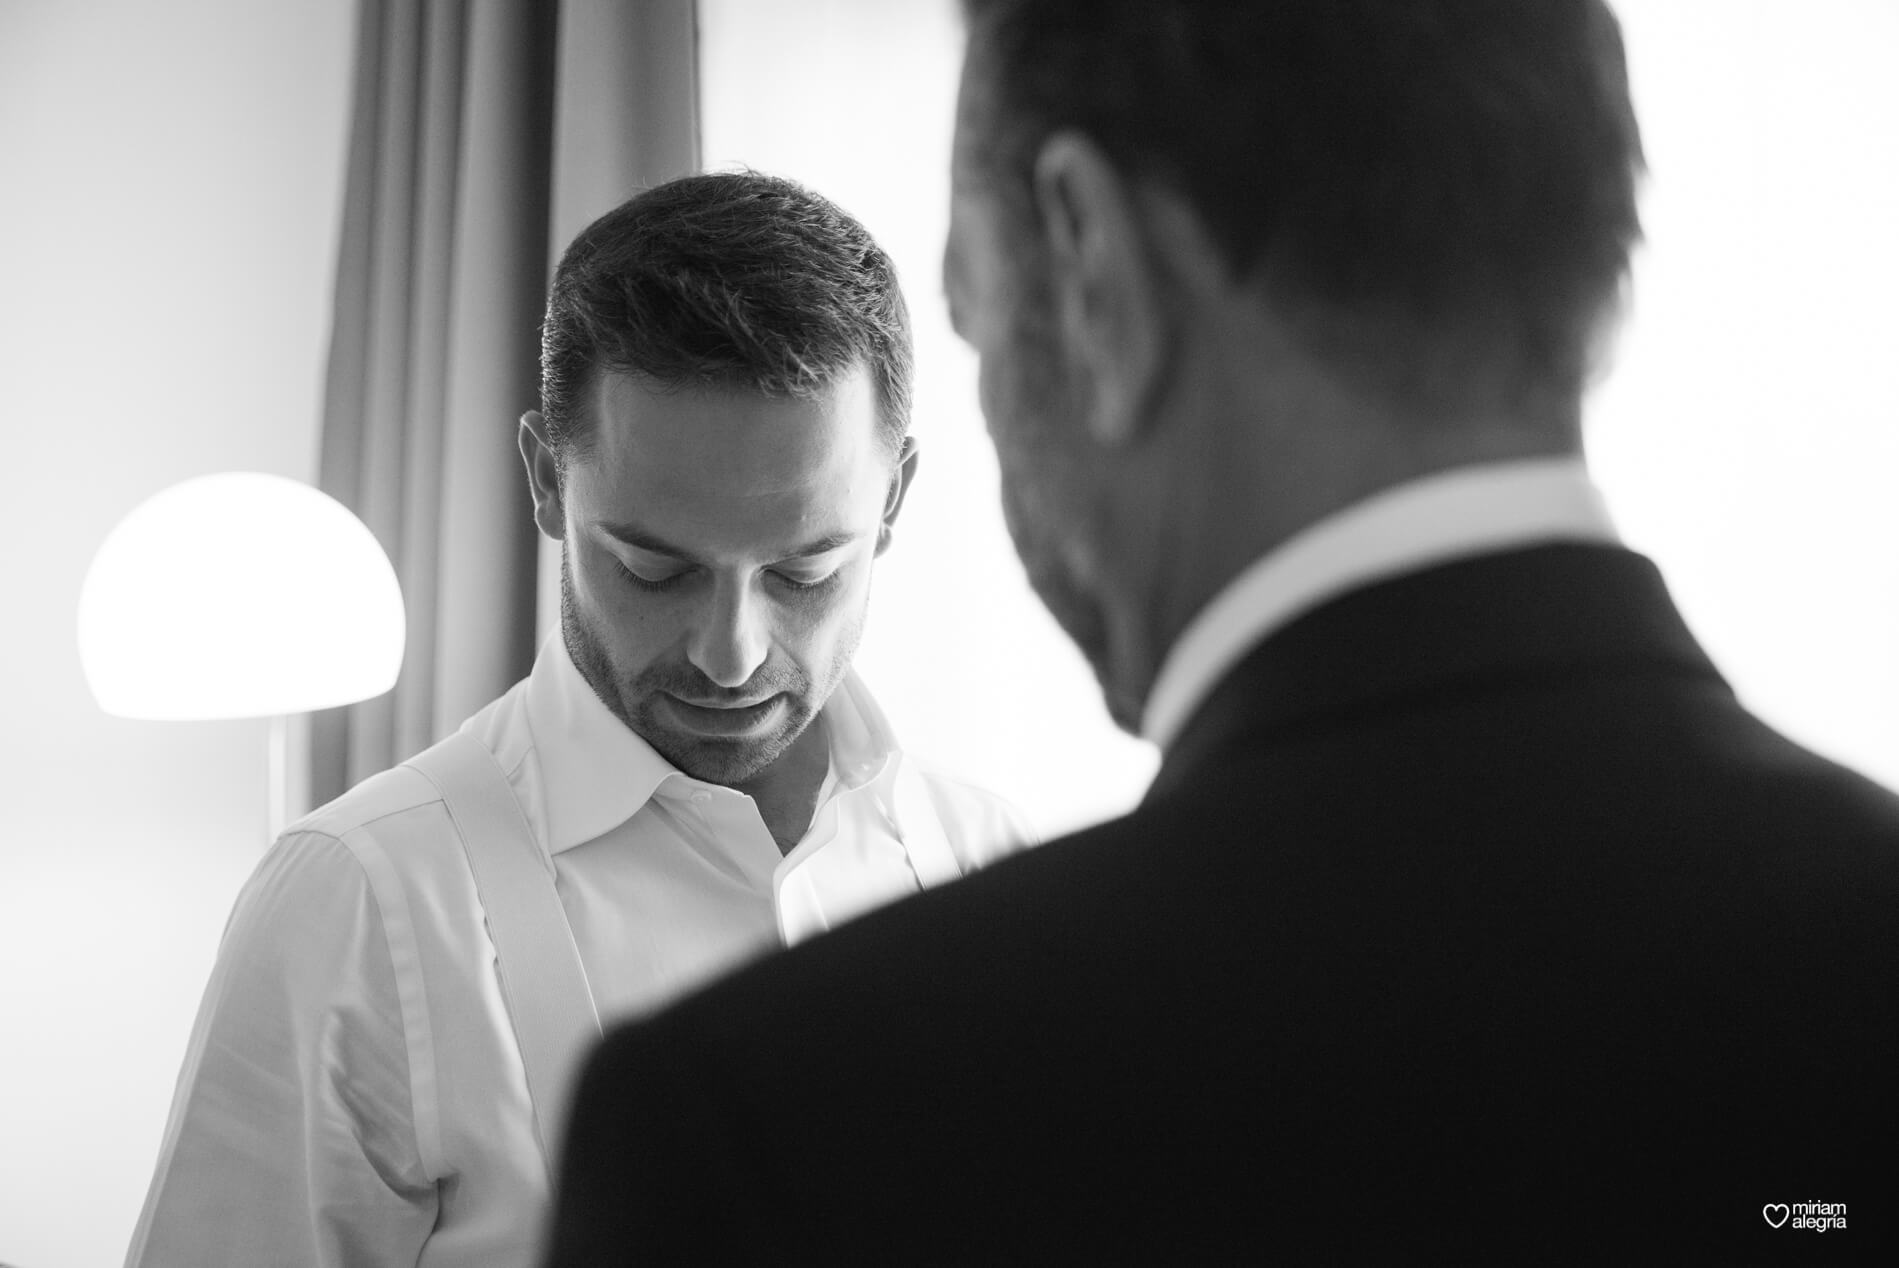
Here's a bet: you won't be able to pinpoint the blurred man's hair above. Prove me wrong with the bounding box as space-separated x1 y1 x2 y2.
959 0 1645 411
541 170 913 460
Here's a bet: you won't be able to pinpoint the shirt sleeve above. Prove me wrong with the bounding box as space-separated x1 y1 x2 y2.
125 829 438 1267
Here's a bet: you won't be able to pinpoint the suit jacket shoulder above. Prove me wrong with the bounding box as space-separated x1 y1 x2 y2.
549 545 1899 1262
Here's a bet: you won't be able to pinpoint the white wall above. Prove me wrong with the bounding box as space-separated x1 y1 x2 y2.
1592 0 1899 789
0 3 355 1265
700 0 1899 834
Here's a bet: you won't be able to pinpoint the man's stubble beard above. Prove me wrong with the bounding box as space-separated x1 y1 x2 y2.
559 543 863 786
993 273 1141 733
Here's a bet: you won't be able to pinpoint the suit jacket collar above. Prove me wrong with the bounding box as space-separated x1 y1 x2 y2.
1146 543 1729 803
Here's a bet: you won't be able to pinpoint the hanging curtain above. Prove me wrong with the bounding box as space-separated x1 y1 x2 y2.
312 0 700 806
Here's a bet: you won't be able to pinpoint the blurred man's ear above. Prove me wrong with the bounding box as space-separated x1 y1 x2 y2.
1032 131 1170 450
518 411 567 541
876 436 921 556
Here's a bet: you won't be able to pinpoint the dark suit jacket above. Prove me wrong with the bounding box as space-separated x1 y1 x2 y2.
545 545 1899 1263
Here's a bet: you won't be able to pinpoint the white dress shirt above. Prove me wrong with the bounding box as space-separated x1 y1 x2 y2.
126 637 1034 1268
1143 457 1621 749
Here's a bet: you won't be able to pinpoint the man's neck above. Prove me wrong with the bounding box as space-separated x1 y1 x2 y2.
1105 407 1583 733
1139 455 1612 747
735 717 832 856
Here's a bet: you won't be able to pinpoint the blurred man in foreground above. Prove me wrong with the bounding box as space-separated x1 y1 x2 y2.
547 3 1899 1258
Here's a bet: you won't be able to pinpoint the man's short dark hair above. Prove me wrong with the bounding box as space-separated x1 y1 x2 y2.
541 171 913 460
959 0 1645 405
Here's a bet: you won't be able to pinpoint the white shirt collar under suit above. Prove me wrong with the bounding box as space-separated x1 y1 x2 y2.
1142 457 1621 750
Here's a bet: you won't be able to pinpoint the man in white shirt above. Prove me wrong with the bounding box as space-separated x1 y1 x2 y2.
544 2 1899 1262
126 171 1033 1267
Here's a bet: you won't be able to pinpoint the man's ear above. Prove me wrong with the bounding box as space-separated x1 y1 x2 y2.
875 436 920 556
518 411 566 541
1032 131 1170 449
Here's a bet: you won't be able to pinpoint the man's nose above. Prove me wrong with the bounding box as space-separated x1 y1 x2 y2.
687 577 770 690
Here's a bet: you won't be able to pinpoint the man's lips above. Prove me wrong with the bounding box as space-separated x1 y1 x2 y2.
660 693 785 737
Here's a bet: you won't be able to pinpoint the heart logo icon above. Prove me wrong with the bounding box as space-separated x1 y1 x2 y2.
1763 1203 1790 1228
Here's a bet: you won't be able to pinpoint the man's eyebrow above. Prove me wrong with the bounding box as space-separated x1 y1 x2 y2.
596 521 862 562
776 530 864 559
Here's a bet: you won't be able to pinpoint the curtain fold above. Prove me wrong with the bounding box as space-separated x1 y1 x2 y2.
312 0 699 807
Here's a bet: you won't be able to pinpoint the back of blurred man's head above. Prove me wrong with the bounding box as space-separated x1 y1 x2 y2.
944 0 1648 729
956 0 1644 417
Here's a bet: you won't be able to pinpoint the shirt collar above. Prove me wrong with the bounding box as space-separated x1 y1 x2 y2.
523 634 898 854
821 670 904 792
1141 456 1620 751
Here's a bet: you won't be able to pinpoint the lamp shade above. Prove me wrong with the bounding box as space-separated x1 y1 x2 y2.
78 472 406 720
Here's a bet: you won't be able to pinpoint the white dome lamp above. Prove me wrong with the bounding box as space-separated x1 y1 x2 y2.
78 472 406 839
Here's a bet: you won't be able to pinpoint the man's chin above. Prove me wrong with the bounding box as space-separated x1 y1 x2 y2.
1067 618 1144 737
632 706 808 787
659 736 788 787
1014 539 1135 733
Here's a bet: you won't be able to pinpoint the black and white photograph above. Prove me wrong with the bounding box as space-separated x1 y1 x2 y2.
1 0 1895 1263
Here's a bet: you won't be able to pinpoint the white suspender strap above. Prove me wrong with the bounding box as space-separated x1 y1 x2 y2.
405 731 602 1179
892 757 965 888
